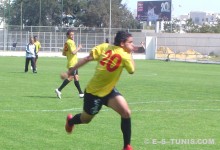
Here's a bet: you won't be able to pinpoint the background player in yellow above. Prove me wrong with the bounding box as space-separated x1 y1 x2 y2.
34 36 41 69
65 31 135 150
55 29 84 99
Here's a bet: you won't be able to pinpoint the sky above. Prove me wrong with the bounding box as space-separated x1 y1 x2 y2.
121 0 220 17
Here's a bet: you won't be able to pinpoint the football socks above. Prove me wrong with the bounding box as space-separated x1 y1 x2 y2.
58 79 70 91
69 114 82 125
74 81 83 94
121 118 131 148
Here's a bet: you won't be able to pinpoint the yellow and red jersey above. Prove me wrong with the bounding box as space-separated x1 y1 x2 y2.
86 43 134 97
63 38 78 69
34 41 41 53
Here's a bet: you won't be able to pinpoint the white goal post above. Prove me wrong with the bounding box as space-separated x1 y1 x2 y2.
145 36 157 60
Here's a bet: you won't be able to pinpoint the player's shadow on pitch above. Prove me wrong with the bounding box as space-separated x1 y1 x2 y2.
25 95 55 99
8 71 39 74
8 71 28 73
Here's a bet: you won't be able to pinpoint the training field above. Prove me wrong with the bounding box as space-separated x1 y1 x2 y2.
0 56 220 150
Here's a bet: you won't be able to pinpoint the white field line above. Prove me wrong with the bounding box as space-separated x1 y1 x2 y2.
1 100 220 112
128 99 220 105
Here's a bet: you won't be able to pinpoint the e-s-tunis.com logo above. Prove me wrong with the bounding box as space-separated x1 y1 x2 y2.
144 138 215 145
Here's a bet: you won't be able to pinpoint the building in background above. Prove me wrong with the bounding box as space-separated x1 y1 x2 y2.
189 11 219 25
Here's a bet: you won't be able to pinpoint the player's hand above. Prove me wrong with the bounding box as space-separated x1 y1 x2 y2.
78 44 82 49
132 46 139 52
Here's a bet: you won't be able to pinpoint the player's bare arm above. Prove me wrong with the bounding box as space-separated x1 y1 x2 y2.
130 53 135 73
71 44 82 55
68 54 93 75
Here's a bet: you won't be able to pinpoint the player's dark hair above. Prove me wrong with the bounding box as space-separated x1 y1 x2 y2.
66 29 74 36
114 31 132 46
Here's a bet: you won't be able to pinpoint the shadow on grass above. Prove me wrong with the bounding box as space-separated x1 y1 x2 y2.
25 95 56 99
25 95 78 99
8 71 38 74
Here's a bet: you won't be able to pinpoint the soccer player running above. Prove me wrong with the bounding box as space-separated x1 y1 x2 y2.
65 31 135 150
34 36 41 69
55 29 84 99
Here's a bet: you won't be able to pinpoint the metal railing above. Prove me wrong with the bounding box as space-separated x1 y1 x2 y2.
0 25 143 52
1 25 220 63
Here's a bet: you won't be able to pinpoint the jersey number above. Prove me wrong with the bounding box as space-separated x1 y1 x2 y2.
100 50 122 72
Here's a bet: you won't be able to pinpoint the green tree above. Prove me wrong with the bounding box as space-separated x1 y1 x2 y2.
76 0 139 28
210 18 220 33
183 18 200 33
163 20 178 33
0 0 12 25
3 0 75 26
1 0 139 28
199 24 214 33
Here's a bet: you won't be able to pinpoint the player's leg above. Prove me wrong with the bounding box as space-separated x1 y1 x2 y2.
107 94 132 150
35 54 38 69
74 75 84 98
24 58 29 72
73 74 84 98
65 111 95 133
55 71 73 99
58 75 73 91
65 91 102 133
31 57 37 73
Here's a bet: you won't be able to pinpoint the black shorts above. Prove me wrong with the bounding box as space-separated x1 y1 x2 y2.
83 88 121 115
69 69 78 76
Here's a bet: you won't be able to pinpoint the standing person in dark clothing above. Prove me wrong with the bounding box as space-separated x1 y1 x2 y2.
24 37 37 73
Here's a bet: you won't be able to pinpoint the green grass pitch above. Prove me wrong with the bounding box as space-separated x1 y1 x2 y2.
0 56 219 150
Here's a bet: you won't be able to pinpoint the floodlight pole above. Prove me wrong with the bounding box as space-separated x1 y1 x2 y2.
39 0 41 26
3 1 5 51
61 0 63 26
109 0 112 43
20 0 23 30
8 0 10 21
